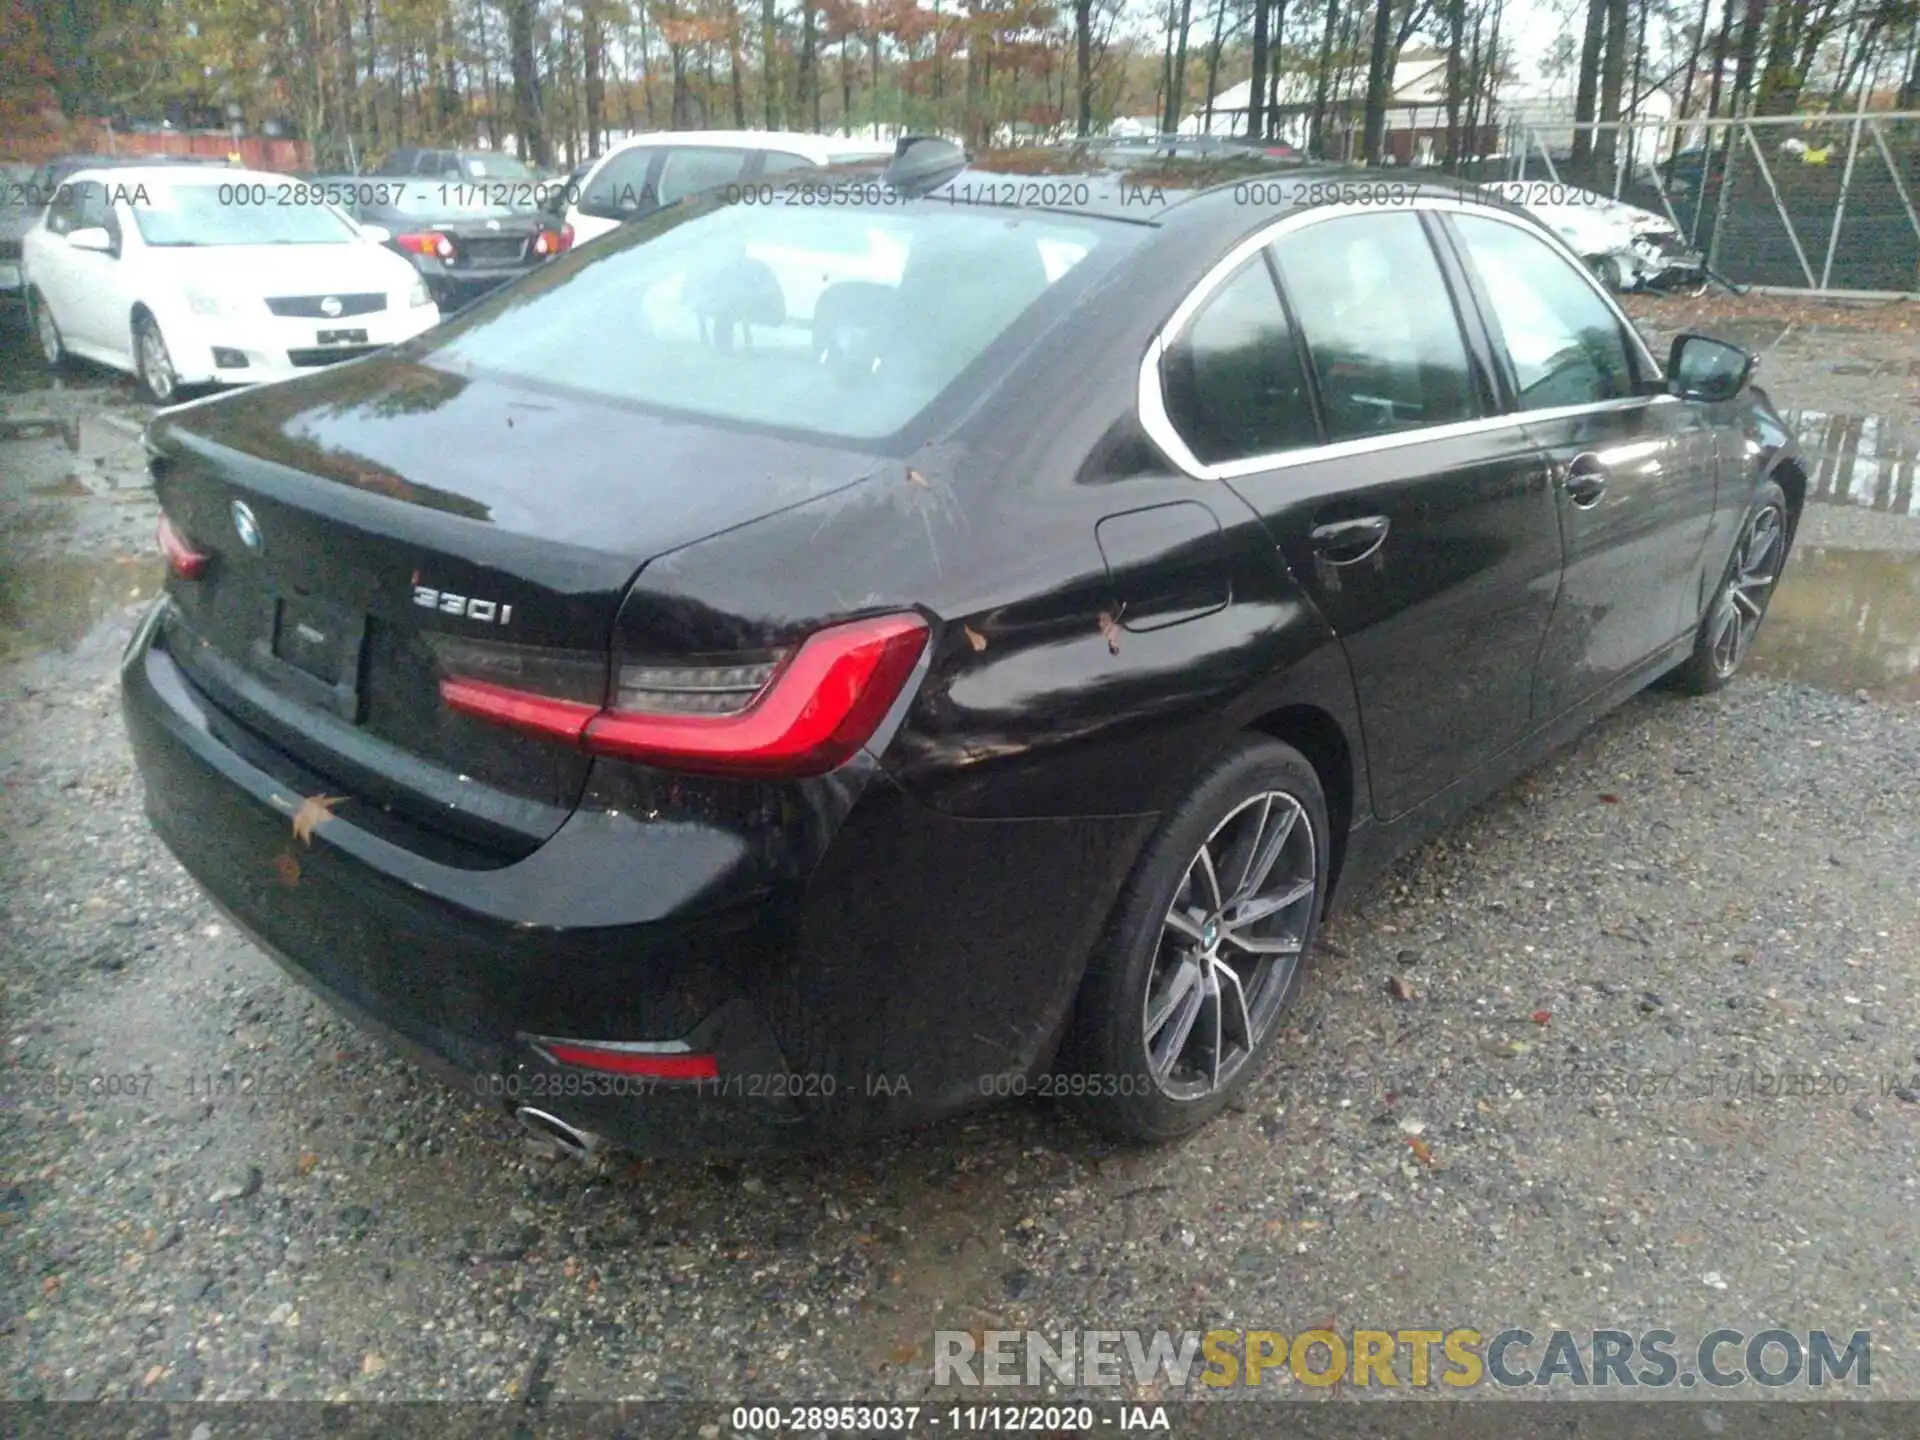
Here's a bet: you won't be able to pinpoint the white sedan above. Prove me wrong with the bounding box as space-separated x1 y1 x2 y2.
1477 179 1704 291
22 166 440 403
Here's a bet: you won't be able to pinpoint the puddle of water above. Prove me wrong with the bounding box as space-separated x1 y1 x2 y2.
1783 410 1920 517
0 552 164 661
1749 546 1920 702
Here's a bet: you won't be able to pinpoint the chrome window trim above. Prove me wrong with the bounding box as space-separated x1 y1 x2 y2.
1139 195 1670 483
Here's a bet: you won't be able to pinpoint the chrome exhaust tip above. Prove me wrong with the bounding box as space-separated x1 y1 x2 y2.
514 1106 602 1158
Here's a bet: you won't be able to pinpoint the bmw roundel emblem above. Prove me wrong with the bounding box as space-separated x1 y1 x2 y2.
231 500 262 552
319 295 343 318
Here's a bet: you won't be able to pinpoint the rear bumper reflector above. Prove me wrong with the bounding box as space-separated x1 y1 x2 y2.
157 514 209 579
536 1042 719 1080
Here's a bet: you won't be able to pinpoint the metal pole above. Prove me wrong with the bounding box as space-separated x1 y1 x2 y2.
1868 120 1920 248
1743 124 1816 288
1706 118 1738 271
1537 127 1560 181
1820 84 1871 289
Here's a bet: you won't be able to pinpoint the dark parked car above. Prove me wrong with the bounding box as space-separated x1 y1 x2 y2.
342 178 571 310
123 146 1803 1158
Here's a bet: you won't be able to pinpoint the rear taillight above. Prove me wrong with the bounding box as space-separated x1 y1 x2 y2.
439 612 929 779
157 514 208 579
535 1041 718 1080
395 231 455 260
533 228 572 257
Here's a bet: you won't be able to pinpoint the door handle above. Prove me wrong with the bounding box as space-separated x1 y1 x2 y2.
1309 514 1391 564
1559 453 1610 509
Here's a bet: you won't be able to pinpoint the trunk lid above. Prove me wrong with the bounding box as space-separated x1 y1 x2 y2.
148 353 881 858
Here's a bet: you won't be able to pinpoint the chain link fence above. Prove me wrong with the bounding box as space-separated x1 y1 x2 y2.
1508 114 1920 296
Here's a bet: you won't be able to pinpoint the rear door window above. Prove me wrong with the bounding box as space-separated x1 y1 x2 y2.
1268 211 1479 442
656 148 753 205
579 147 661 220
759 152 817 177
1162 257 1318 464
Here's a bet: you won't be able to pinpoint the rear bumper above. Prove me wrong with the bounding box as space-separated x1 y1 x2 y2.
413 265 531 311
121 601 1147 1155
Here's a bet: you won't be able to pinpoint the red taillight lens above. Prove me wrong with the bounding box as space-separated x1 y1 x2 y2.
438 677 598 744
157 514 208 579
438 612 929 779
533 228 572 257
395 231 455 259
539 1042 718 1079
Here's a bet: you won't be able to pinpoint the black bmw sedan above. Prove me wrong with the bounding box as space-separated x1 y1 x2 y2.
123 145 1804 1156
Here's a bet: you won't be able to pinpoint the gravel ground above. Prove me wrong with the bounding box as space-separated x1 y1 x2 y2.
2 298 1917 1407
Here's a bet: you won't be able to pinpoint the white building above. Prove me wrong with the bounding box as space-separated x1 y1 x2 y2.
1185 52 1500 163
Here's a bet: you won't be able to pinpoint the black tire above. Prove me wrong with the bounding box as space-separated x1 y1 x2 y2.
1667 479 1790 695
1064 735 1330 1142
133 312 180 405
28 288 68 371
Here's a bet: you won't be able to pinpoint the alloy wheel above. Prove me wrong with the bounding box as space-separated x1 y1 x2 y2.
1142 790 1317 1102
1708 502 1784 677
139 323 176 404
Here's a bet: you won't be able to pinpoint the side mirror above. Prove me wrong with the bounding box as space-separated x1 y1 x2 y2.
1668 332 1753 402
68 226 114 254
358 224 391 244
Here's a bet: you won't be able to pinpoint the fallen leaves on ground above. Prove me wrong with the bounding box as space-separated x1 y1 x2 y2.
1532 1009 1553 1025
290 794 346 846
271 850 301 887
1386 975 1416 1001
906 467 931 488
1406 1134 1434 1167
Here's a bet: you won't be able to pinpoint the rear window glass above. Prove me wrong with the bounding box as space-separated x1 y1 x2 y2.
461 153 533 180
423 200 1128 441
388 182 530 219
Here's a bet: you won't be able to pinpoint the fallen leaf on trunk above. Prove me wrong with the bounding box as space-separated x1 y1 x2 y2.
1098 608 1125 654
906 467 931 488
290 794 346 846
963 623 987 652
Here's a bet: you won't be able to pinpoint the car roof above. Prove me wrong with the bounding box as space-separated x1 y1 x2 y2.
809 145 1484 228
597 130 894 163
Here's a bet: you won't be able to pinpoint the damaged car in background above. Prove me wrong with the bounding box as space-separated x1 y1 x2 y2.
1479 179 1706 292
